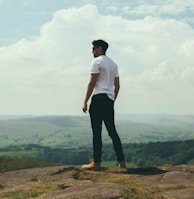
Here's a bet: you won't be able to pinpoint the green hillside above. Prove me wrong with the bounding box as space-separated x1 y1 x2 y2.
0 156 59 173
0 116 91 148
0 115 194 148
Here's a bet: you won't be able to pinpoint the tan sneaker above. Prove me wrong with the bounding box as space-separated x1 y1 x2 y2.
81 160 95 169
81 160 101 171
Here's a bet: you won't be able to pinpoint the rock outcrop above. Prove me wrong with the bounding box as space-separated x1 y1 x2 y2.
0 164 194 198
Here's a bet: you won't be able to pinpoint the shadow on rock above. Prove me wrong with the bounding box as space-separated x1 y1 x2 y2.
126 166 167 175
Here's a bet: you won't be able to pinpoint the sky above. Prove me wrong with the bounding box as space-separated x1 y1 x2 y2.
0 0 194 115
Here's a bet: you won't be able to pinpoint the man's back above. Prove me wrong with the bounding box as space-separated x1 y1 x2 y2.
91 55 119 100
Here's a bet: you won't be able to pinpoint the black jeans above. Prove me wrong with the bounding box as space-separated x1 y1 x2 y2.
89 94 125 163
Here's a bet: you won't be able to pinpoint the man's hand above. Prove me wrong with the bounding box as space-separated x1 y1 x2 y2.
82 102 87 113
82 73 99 113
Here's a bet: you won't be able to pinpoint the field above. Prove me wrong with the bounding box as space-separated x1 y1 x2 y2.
0 114 194 148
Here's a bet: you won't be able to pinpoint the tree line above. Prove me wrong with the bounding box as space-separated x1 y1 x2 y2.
1 139 194 166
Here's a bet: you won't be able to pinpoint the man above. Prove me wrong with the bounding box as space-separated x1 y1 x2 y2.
82 39 126 171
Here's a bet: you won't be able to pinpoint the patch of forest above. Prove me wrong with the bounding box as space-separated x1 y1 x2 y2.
0 139 194 167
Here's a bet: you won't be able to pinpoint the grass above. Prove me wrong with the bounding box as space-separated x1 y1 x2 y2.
0 181 64 199
54 166 170 199
0 150 40 158
101 161 136 168
0 156 66 199
0 156 59 173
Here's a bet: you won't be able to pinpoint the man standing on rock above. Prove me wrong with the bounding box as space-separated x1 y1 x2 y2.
82 39 126 171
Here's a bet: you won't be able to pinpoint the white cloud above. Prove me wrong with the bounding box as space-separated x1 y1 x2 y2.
121 1 194 20
0 4 194 115
106 5 118 12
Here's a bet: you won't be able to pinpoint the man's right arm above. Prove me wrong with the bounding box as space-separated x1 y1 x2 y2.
82 73 99 112
114 77 120 100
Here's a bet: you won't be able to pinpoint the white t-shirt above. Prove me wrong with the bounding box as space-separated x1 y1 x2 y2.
90 55 119 101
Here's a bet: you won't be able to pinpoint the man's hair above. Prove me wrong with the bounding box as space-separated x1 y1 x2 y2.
92 39 109 54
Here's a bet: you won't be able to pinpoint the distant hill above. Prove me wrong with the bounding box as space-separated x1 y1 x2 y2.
0 114 194 148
